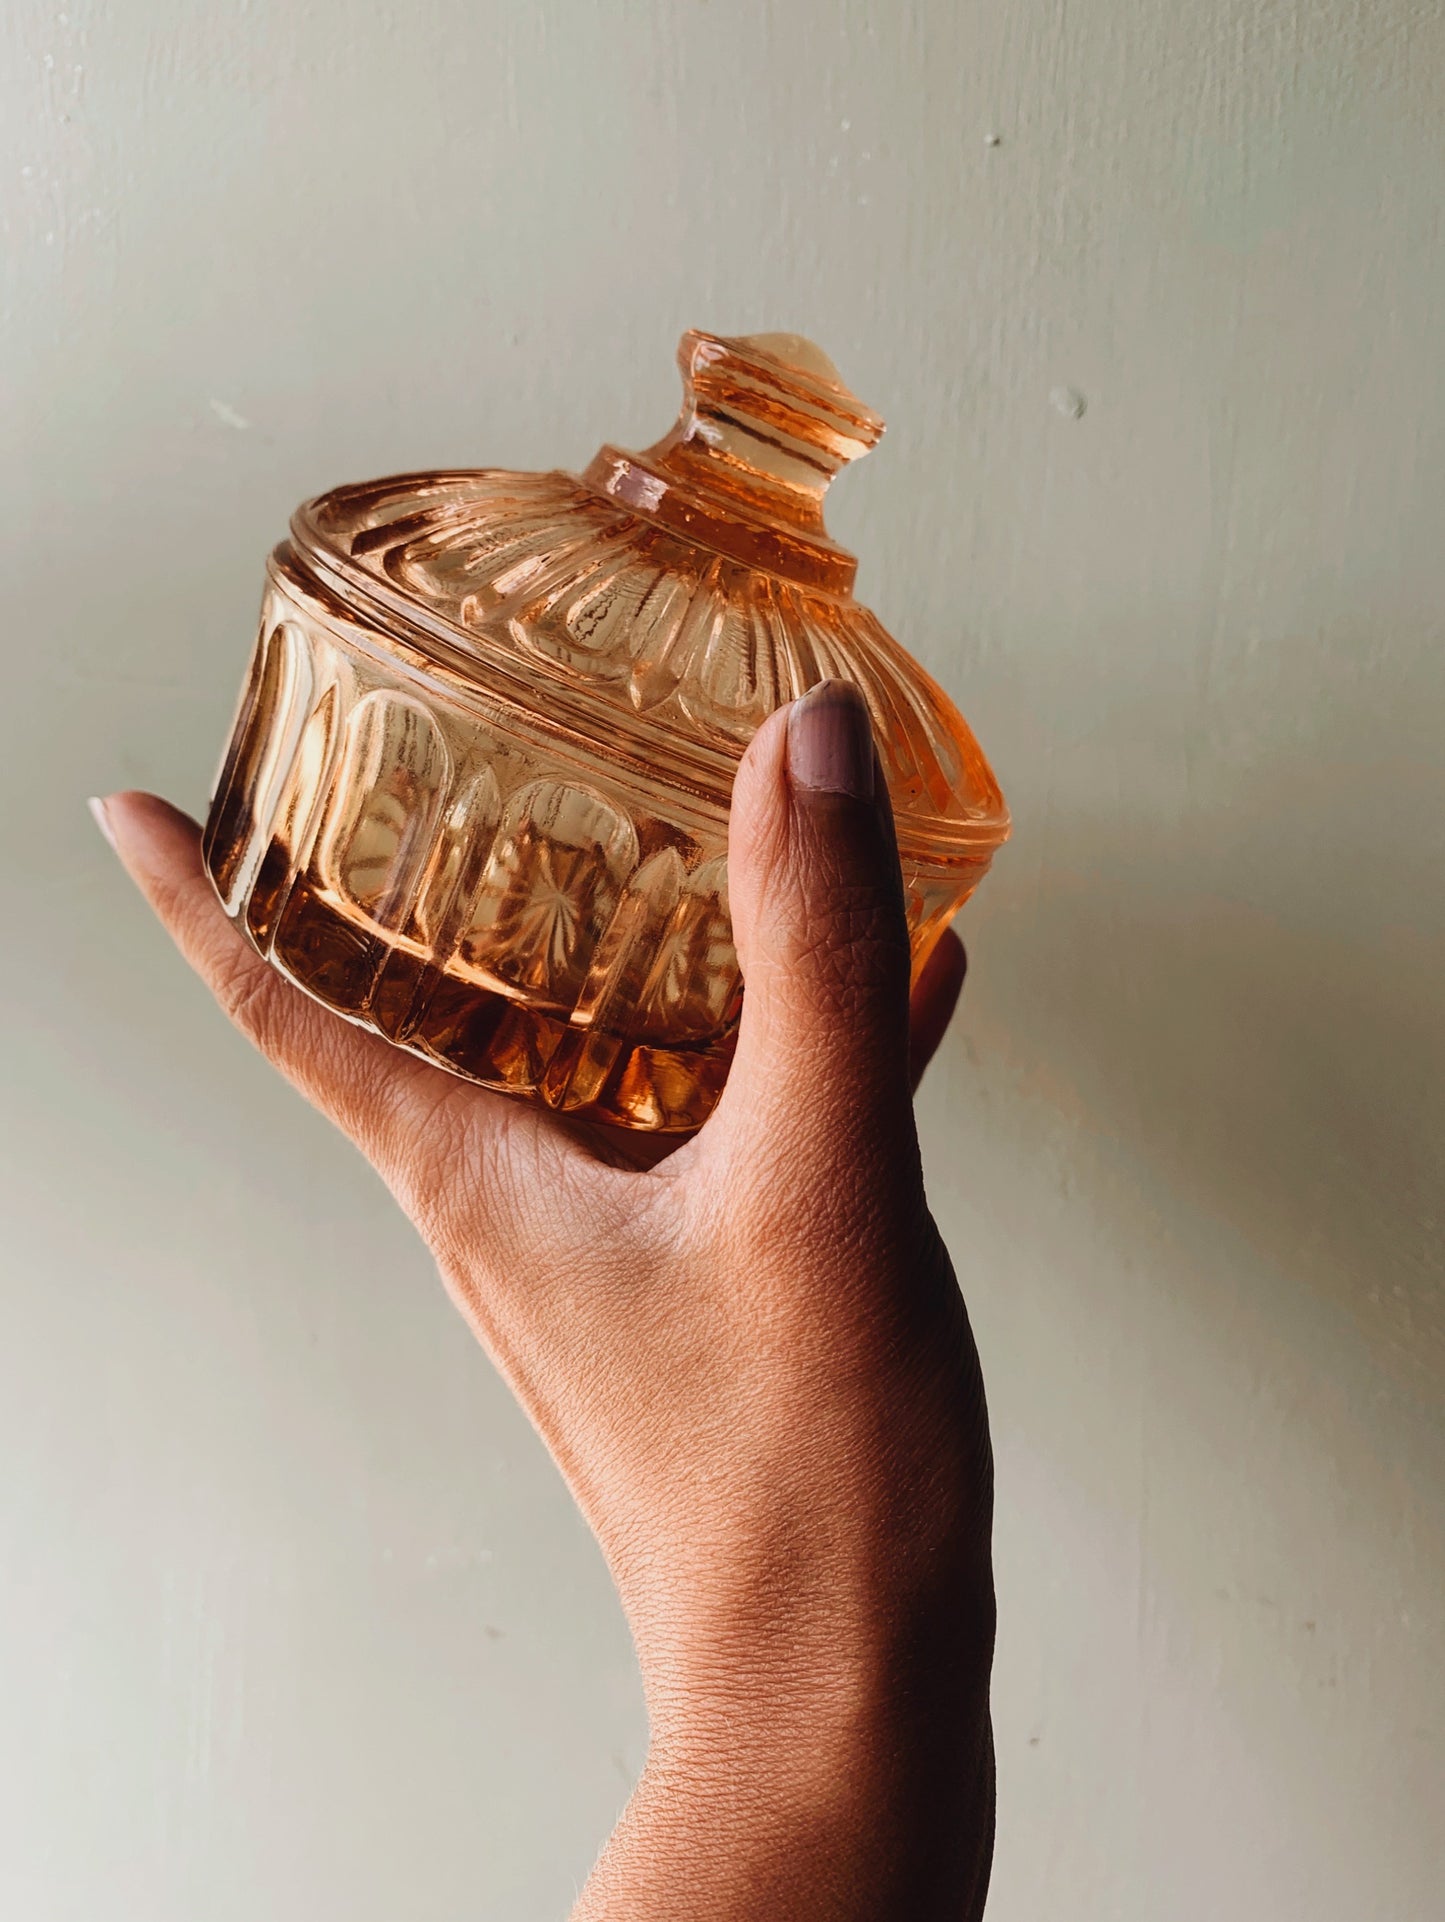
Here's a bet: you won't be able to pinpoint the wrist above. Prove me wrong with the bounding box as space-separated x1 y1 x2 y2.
637 1545 995 1865
624 1394 996 1747
644 1570 995 1794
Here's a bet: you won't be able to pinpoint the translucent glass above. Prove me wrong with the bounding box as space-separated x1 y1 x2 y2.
203 330 1010 1131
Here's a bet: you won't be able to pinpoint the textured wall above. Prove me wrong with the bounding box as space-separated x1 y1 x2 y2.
3 3 1441 1917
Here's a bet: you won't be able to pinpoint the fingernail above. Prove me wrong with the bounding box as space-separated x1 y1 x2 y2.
88 795 118 852
786 679 875 801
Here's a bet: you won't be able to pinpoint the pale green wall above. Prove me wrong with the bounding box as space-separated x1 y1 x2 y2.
2 3 1441 1917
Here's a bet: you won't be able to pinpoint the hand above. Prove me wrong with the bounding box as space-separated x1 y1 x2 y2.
94 680 995 1920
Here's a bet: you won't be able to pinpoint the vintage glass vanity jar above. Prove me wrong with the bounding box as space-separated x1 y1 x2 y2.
203 330 1009 1131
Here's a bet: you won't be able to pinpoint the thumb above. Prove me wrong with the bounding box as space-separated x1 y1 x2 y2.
718 680 916 1160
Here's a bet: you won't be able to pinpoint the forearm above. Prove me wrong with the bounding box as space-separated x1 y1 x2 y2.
576 1708 995 1921
574 1574 997 1921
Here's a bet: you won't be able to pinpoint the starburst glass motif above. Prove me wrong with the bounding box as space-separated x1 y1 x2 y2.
456 780 639 1006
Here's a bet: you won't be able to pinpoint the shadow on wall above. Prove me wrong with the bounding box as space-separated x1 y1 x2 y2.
973 616 1445 1399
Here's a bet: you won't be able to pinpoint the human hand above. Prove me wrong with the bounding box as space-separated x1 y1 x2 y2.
94 680 995 1920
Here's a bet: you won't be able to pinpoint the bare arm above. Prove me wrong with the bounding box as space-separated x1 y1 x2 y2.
95 680 995 1919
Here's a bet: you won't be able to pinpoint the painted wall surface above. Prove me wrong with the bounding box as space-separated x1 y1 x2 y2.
3 3 1441 1917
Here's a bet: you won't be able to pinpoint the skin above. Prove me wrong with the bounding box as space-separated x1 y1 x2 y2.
93 681 996 1919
